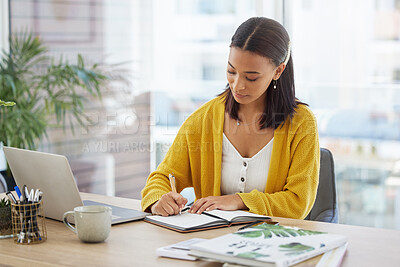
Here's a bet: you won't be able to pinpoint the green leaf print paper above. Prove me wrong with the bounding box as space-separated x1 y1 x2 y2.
190 223 348 267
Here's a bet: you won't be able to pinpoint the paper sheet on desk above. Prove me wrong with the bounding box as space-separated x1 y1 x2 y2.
112 215 121 220
316 242 348 267
156 238 206 261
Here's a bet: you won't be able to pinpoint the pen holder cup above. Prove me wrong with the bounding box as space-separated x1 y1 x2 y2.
11 201 47 244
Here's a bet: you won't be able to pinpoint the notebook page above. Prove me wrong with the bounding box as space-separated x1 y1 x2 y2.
146 211 222 229
205 210 269 222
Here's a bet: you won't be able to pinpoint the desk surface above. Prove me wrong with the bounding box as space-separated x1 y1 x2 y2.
0 192 399 267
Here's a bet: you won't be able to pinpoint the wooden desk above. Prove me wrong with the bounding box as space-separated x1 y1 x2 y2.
0 193 399 267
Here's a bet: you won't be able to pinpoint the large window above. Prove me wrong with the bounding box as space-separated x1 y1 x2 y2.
151 0 281 167
151 0 400 230
288 0 400 230
6 0 400 230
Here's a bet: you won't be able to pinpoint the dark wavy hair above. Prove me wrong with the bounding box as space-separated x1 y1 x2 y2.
219 17 305 129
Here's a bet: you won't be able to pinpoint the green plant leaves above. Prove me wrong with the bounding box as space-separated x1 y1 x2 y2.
279 242 314 255
0 99 15 106
236 230 264 238
0 31 111 150
235 223 325 239
0 198 10 208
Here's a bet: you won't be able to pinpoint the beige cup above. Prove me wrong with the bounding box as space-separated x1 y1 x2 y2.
63 205 112 243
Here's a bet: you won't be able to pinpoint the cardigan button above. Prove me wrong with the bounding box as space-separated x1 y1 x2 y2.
241 177 245 182
243 162 247 167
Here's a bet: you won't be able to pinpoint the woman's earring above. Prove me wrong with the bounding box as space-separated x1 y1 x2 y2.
273 80 277 89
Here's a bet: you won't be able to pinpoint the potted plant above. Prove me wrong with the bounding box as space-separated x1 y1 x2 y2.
0 197 12 238
0 32 110 151
0 32 115 189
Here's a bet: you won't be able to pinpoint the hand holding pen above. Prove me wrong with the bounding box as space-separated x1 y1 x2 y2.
149 173 188 216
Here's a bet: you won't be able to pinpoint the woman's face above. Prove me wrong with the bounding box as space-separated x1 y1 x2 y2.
227 47 284 107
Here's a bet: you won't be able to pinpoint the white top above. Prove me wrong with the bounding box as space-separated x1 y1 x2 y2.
221 133 274 195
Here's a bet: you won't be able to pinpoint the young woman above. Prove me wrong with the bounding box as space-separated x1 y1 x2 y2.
141 17 320 218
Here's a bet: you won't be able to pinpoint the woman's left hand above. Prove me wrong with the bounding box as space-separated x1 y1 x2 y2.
189 194 247 214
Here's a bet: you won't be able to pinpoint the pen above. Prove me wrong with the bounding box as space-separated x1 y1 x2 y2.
24 186 30 203
34 189 40 202
21 185 27 203
168 173 177 193
6 191 17 204
168 173 181 215
14 186 22 200
28 189 34 203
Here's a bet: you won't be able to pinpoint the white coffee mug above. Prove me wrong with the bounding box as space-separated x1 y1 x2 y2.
63 205 112 243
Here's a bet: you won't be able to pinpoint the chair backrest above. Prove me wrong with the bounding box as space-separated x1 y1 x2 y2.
305 148 338 223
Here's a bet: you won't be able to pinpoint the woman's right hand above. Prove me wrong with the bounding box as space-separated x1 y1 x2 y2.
150 192 188 216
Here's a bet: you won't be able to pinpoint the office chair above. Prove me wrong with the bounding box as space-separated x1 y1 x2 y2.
305 148 339 223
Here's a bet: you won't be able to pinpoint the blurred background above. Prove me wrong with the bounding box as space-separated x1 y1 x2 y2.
1 0 400 230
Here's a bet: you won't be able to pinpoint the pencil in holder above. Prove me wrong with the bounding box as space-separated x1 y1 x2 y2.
11 201 47 244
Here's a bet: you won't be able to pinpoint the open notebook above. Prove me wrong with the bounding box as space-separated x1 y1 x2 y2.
144 208 271 233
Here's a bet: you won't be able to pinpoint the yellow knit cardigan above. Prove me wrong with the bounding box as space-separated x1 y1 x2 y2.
141 96 320 219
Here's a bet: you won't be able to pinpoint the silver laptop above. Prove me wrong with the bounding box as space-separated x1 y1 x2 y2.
3 146 149 224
